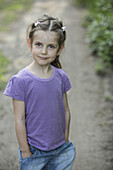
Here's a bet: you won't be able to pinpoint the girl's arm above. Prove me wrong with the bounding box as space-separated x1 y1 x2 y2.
63 92 71 143
13 99 32 158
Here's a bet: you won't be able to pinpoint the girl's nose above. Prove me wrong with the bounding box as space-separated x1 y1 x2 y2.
41 47 47 55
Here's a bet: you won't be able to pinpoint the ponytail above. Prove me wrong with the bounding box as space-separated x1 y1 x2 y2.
51 55 62 69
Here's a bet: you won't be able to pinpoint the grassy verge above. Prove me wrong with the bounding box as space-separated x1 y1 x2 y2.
86 0 113 75
0 0 33 90
0 0 33 31
0 51 9 90
74 0 113 75
73 0 96 10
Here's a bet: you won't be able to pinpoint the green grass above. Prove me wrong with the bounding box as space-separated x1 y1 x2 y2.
0 0 33 89
94 59 105 75
104 95 112 102
0 51 10 90
0 0 33 31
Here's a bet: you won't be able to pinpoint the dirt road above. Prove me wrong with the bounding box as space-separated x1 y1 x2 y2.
0 0 113 169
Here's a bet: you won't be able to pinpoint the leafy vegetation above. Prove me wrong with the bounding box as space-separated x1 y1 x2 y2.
75 0 113 74
74 0 96 10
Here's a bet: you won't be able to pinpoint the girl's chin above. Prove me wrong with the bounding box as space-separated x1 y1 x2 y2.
34 58 55 65
35 60 51 66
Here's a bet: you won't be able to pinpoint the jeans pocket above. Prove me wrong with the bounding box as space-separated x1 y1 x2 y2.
19 145 37 161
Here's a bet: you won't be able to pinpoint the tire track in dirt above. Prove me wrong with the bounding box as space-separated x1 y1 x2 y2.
0 0 113 169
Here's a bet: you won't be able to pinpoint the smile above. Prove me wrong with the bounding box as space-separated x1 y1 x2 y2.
38 56 49 60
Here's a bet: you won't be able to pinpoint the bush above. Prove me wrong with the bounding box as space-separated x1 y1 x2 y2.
86 0 113 73
75 0 97 10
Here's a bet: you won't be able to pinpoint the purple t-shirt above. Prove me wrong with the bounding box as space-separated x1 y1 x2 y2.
4 65 72 151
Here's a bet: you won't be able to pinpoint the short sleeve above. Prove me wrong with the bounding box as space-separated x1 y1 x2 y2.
4 76 25 101
62 71 72 93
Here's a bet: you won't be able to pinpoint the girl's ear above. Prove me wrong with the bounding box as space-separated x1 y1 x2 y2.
27 37 32 50
57 43 64 55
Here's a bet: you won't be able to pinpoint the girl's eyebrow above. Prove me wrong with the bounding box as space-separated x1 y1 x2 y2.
48 43 58 46
34 40 58 46
34 40 42 43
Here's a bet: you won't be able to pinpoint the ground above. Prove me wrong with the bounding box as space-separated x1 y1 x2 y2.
0 0 113 170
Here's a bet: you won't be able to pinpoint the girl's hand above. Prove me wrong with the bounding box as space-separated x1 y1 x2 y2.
65 139 69 143
22 150 32 158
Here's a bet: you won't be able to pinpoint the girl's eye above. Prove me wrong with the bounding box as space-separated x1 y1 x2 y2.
36 43 42 47
49 45 55 49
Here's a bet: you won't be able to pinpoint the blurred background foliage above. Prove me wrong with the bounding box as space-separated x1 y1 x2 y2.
0 0 33 31
0 0 33 90
74 0 96 10
75 0 113 75
0 51 9 90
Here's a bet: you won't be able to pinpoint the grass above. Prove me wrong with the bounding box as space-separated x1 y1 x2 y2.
95 59 105 75
0 0 33 31
104 95 112 102
0 0 33 90
0 51 10 90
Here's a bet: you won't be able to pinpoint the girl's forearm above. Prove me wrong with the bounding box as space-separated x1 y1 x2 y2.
65 110 71 142
12 99 32 158
15 119 30 152
63 93 71 142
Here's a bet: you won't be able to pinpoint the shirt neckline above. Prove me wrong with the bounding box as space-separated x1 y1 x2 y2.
24 65 55 82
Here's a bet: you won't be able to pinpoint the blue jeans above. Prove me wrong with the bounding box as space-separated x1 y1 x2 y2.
19 141 76 170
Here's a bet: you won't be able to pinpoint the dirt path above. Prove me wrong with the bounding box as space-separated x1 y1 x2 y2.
0 0 113 170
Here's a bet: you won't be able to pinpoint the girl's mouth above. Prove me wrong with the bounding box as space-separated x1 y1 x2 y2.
39 56 49 60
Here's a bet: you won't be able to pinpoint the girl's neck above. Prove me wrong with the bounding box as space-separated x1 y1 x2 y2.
27 61 53 79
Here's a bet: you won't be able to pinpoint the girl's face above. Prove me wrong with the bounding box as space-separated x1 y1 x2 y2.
28 30 63 67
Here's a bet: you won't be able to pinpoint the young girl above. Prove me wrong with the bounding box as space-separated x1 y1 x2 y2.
4 15 75 170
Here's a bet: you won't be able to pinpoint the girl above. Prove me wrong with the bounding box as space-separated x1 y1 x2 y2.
4 15 75 170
